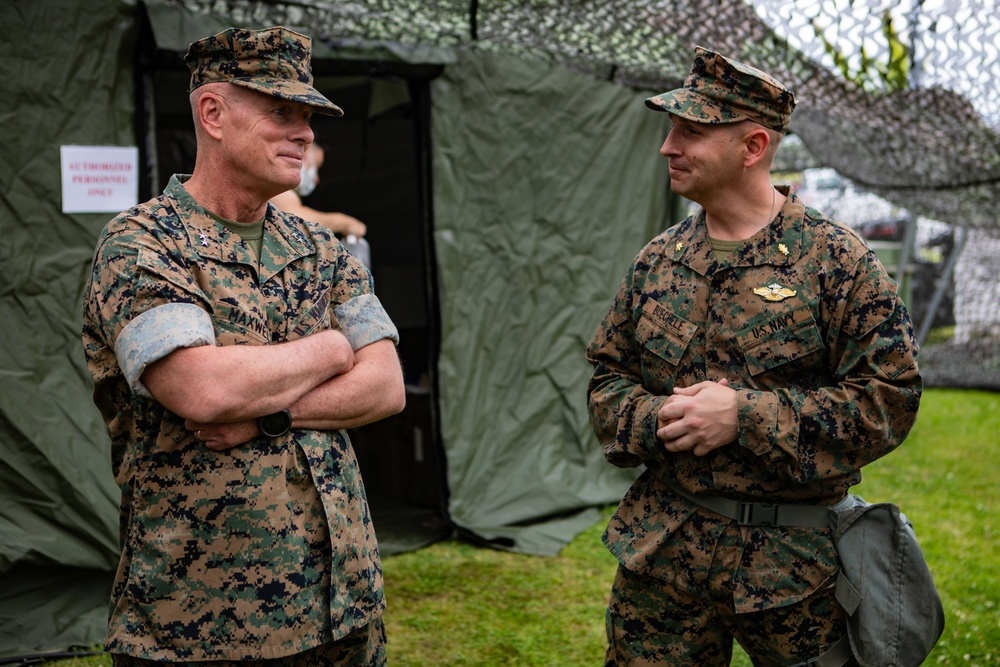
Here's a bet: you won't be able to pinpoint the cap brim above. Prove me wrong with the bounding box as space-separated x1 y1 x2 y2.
231 78 345 116
644 88 749 125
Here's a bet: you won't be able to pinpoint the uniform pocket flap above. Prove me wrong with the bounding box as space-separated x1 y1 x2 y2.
737 305 823 376
636 299 698 366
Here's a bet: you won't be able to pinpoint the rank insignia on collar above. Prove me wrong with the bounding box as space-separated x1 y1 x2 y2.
778 243 789 256
675 242 683 251
198 232 210 247
753 283 797 302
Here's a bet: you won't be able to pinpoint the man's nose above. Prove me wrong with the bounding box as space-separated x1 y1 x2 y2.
292 115 315 144
660 130 678 157
660 135 671 156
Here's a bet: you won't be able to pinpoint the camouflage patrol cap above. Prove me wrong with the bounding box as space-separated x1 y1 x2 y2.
645 46 795 133
184 26 344 116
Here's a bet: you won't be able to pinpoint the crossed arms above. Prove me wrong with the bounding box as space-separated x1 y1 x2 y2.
142 330 404 449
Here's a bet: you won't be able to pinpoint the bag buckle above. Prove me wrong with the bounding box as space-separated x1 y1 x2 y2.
739 501 778 526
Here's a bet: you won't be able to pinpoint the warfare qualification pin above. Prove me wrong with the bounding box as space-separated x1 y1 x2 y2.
753 283 797 302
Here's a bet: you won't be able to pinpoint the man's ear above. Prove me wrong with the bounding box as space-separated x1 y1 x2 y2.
196 92 226 141
742 126 771 168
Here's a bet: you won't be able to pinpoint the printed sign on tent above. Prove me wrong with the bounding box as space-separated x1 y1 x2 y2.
61 145 139 213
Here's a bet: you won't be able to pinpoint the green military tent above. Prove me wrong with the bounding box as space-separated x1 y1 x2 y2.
0 0 675 658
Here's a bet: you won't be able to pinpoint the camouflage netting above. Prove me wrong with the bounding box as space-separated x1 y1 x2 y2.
163 0 1000 388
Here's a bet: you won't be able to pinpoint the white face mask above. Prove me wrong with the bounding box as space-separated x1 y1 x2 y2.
297 164 318 197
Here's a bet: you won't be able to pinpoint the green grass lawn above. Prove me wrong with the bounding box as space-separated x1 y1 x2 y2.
44 388 998 666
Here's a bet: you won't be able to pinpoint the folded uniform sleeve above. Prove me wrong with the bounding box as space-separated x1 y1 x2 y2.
115 303 216 398
333 293 399 350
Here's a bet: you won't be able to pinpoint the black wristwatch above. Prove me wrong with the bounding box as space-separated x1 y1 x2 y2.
258 409 292 438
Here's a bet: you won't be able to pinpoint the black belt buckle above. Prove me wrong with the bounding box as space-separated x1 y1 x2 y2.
739 501 778 526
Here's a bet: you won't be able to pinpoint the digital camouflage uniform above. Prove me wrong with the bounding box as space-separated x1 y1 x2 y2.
587 187 921 663
588 45 921 664
184 27 344 116
644 47 796 133
81 26 397 663
82 172 397 661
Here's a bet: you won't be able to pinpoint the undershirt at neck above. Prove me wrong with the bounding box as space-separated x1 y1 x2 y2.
208 211 265 261
708 237 742 262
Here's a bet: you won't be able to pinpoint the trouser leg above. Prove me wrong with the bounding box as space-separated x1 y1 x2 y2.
730 584 853 667
604 563 732 667
605 518 853 667
297 617 387 667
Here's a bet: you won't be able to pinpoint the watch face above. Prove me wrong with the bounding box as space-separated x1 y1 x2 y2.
259 410 291 438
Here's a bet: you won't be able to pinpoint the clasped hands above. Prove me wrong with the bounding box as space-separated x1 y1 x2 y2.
656 379 738 457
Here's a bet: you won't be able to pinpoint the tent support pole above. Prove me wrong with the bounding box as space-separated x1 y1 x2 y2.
469 0 479 40
895 212 917 287
917 226 967 347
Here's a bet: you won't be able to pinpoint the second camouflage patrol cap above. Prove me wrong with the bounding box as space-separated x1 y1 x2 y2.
184 26 344 116
645 46 795 133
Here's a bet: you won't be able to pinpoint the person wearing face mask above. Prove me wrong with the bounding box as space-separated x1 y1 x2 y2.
271 141 368 238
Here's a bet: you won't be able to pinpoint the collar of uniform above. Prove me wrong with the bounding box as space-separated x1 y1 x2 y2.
165 175 258 269
667 211 715 276
672 185 804 274
733 185 804 268
259 203 316 283
164 175 314 280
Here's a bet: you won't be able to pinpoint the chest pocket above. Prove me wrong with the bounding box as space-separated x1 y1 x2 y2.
212 300 269 346
290 287 332 339
636 299 698 370
737 304 824 376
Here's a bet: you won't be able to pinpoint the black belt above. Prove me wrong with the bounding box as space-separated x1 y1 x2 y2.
663 479 833 529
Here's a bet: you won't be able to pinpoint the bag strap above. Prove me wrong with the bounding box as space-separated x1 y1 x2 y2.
834 569 863 616
662 479 832 529
814 635 855 667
